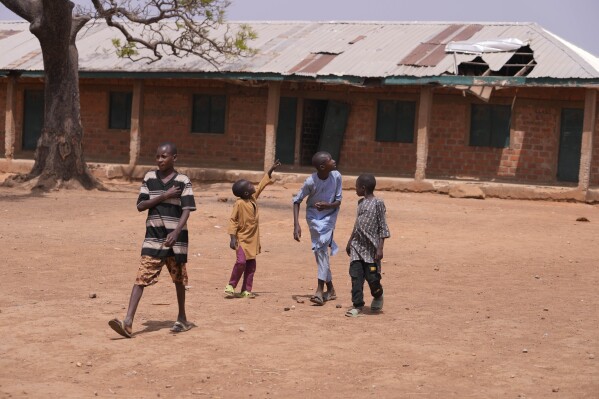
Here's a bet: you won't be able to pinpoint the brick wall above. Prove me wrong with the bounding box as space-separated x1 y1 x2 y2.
2 77 598 188
340 95 416 176
79 79 267 169
80 81 131 163
427 90 586 184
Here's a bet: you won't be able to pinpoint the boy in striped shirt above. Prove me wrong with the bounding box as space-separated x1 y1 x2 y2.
109 142 196 338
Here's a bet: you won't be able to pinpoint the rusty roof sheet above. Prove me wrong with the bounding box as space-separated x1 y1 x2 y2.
0 20 597 82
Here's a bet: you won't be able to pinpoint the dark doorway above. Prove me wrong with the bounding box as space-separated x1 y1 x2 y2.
299 99 350 166
22 90 44 151
557 108 584 182
300 99 328 165
318 101 350 162
275 97 297 165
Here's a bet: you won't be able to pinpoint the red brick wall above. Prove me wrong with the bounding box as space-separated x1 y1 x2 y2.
3 77 598 188
79 79 268 168
80 81 131 163
427 91 584 184
340 96 416 176
140 82 267 168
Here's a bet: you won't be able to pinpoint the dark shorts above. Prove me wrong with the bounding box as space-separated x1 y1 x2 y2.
135 255 188 286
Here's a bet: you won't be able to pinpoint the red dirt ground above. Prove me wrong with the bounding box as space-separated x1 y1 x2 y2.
0 175 597 398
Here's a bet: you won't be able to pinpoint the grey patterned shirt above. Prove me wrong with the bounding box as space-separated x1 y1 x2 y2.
349 197 391 263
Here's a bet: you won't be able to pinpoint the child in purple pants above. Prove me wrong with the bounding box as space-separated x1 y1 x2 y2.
224 160 280 298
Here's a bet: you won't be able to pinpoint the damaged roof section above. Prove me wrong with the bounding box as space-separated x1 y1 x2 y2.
399 24 483 67
446 39 537 77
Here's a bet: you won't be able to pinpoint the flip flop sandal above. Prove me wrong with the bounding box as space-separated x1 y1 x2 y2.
309 295 324 306
108 318 132 338
170 321 193 333
371 296 384 312
345 308 362 318
323 292 337 301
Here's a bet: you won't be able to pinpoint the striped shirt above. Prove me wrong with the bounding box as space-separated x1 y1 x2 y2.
349 197 390 263
137 171 196 264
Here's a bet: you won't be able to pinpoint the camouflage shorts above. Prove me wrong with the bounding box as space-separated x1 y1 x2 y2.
135 256 188 286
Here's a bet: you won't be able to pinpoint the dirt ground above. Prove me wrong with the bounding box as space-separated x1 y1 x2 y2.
0 173 597 399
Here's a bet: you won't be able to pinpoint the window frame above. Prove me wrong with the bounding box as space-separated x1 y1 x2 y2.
108 91 133 130
191 93 227 134
469 103 511 148
375 99 417 143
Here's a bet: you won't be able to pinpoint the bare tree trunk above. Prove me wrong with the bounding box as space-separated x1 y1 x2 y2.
7 0 99 190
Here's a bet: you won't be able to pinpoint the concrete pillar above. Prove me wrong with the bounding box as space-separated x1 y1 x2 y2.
129 80 144 168
415 86 433 181
4 75 17 159
578 89 597 191
264 82 281 171
294 98 303 167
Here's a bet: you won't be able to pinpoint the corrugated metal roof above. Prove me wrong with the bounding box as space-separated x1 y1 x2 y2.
0 20 597 83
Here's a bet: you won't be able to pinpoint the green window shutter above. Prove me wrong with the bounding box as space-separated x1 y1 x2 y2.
396 101 416 143
376 100 415 143
192 94 226 134
471 104 511 148
192 95 210 133
470 104 491 146
210 95 226 134
275 97 298 164
376 100 398 141
109 92 132 129
490 105 511 148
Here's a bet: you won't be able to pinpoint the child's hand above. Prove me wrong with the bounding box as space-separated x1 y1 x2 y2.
346 243 351 256
293 224 301 242
163 185 182 200
230 236 237 250
165 230 179 247
268 159 281 178
314 201 329 211
375 248 384 260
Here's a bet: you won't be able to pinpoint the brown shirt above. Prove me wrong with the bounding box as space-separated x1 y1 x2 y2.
227 174 274 260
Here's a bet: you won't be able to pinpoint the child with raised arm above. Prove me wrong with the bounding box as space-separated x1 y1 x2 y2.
293 151 342 306
224 160 281 298
345 174 390 317
109 142 196 338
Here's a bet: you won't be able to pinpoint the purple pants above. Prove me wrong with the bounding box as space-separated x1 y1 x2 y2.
228 247 257 292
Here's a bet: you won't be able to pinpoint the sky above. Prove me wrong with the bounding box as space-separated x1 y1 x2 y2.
1 0 597 56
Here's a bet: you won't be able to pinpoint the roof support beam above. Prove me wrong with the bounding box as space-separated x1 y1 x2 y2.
264 82 281 171
4 74 17 159
128 80 144 172
415 86 433 181
293 97 303 167
578 88 597 193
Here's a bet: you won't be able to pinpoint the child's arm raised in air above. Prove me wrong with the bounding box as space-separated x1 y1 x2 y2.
268 159 281 178
137 185 181 212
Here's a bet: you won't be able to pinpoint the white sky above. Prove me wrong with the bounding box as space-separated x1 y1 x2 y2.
1 0 597 56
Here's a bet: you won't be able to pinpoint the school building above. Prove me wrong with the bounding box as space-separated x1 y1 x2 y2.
1 21 598 200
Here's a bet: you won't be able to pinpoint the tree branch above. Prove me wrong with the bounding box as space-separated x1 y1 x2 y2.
89 0 256 66
0 0 42 22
